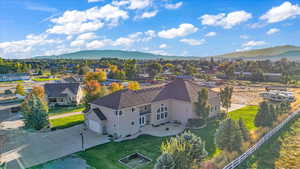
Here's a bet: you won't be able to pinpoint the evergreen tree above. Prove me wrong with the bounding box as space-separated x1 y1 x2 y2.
238 118 250 141
255 101 274 127
220 86 233 113
154 153 175 169
215 118 242 152
21 93 49 130
194 88 210 124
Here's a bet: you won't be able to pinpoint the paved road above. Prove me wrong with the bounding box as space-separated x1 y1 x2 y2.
1 120 109 169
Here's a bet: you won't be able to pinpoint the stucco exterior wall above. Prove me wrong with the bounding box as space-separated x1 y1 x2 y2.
169 99 195 125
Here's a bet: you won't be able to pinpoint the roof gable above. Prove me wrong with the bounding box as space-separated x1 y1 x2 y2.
44 83 80 98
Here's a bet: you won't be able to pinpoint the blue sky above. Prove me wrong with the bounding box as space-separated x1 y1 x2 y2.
1 0 300 59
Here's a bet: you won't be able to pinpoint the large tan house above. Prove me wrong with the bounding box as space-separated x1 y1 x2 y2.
84 79 221 138
44 83 84 107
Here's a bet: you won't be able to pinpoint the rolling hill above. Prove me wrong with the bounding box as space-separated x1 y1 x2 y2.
33 45 300 61
213 45 300 60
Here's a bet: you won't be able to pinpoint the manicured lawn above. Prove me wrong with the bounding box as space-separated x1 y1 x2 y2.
228 105 259 131
48 106 85 116
49 114 84 129
32 78 60 82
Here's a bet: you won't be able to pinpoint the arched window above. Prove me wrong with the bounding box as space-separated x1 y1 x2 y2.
156 104 168 120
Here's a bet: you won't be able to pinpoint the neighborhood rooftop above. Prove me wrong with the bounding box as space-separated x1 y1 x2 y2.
92 79 219 109
44 83 81 98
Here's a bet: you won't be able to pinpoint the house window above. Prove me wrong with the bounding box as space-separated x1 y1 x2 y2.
131 121 135 125
157 105 168 120
115 110 123 116
132 108 135 112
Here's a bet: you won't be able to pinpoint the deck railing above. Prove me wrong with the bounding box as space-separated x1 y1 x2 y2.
222 108 300 169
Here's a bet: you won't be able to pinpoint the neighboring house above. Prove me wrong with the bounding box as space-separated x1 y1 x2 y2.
0 73 30 82
84 79 221 138
44 83 84 107
61 75 84 83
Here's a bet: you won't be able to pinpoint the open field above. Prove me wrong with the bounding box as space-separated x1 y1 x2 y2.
49 114 84 130
228 105 259 131
238 114 300 169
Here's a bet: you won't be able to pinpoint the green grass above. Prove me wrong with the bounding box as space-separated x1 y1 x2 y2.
48 106 85 116
32 120 220 169
228 105 259 131
49 114 84 129
32 78 60 82
0 80 24 83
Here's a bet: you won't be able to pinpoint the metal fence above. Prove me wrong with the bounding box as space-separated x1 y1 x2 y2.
222 109 300 169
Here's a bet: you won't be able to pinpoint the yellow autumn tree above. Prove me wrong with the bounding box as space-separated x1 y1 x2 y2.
109 64 118 73
15 83 25 96
111 82 124 92
128 81 141 90
85 71 107 82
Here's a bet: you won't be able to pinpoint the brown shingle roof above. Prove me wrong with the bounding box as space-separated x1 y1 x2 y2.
92 79 219 109
44 83 80 98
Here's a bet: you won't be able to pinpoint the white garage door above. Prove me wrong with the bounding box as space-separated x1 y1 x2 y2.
89 120 101 133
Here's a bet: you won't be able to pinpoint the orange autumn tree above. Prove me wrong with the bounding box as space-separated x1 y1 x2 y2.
111 82 124 92
84 80 108 104
31 86 45 99
85 71 107 82
128 81 141 90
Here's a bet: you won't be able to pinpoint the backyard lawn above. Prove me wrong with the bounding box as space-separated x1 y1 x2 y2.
50 114 84 129
48 106 85 116
228 105 259 131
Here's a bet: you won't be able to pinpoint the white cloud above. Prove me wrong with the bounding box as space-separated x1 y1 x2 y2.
0 34 62 58
76 32 97 40
47 4 128 35
242 40 267 47
165 2 183 10
159 44 167 49
200 10 252 29
266 28 280 35
260 1 300 23
88 0 104 3
158 23 198 39
140 10 158 19
205 32 216 37
114 0 151 9
113 37 135 46
240 35 249 39
86 39 113 49
180 38 205 46
70 40 85 47
47 21 104 35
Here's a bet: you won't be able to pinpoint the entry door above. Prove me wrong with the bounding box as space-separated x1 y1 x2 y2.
139 116 146 126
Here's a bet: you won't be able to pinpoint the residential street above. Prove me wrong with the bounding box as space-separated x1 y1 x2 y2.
0 118 109 169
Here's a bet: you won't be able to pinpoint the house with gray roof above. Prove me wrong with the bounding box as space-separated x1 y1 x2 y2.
44 83 84 107
84 78 221 138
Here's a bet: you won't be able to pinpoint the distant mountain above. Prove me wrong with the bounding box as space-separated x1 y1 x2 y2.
34 50 196 60
33 45 300 61
214 45 300 61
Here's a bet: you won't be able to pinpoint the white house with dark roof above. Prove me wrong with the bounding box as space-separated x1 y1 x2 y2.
44 83 84 107
84 79 221 138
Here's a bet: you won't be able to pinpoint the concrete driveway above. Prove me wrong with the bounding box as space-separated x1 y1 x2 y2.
1 119 110 169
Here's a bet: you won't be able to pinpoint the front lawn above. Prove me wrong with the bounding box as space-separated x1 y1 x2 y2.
228 105 259 131
48 106 85 116
49 114 84 130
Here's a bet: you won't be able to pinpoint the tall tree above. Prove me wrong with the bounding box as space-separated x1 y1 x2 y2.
85 71 107 82
15 83 25 96
215 118 242 152
194 88 210 124
111 82 123 92
147 62 162 79
255 101 275 127
161 131 207 169
238 118 250 141
124 59 138 80
220 86 233 113
21 92 49 130
84 80 108 104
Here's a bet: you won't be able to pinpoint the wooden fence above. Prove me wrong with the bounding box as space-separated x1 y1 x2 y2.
222 108 300 169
